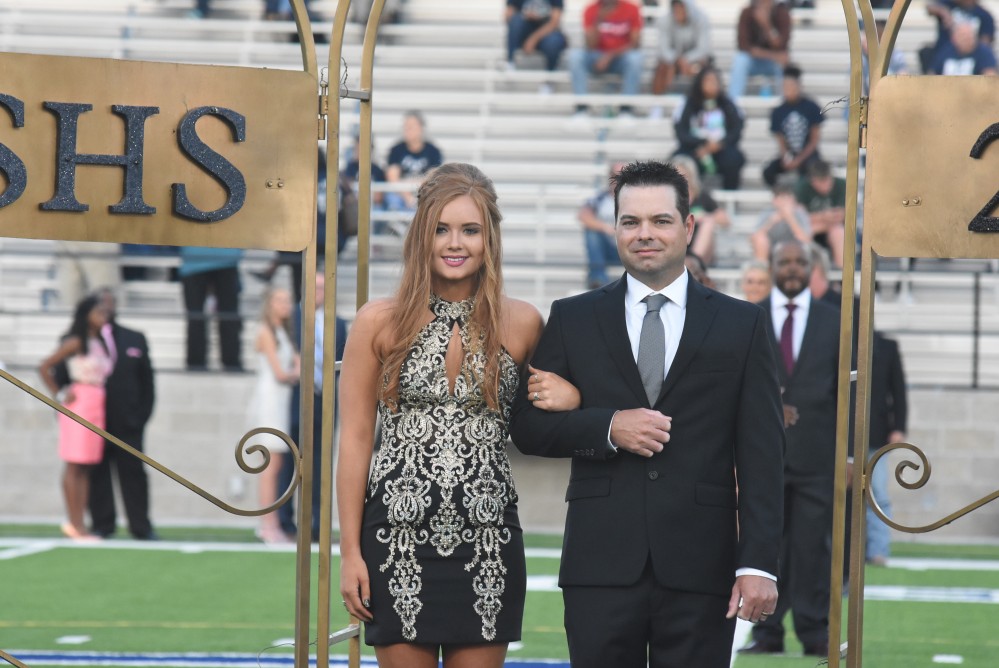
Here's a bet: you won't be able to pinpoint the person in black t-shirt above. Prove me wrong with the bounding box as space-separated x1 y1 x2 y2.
762 65 823 187
384 111 444 212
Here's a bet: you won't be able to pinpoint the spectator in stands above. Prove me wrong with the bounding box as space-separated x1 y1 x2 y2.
247 288 300 544
39 295 114 541
385 111 444 211
740 259 772 303
568 0 644 121
349 0 402 26
922 0 995 72
178 247 244 372
931 22 999 74
578 161 625 288
808 243 841 308
795 159 847 267
728 0 791 99
263 0 315 20
57 241 120 310
343 131 388 230
750 180 811 262
684 250 716 289
672 66 746 190
762 65 823 187
190 0 211 18
651 0 713 103
672 154 731 266
860 18 909 98
505 0 568 83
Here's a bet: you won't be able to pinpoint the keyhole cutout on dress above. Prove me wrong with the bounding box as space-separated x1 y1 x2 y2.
444 321 465 396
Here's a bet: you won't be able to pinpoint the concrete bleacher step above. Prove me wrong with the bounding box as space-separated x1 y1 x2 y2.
0 0 991 387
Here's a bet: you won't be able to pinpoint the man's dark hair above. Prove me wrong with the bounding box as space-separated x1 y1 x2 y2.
783 64 803 80
610 159 690 224
806 158 832 180
685 250 709 274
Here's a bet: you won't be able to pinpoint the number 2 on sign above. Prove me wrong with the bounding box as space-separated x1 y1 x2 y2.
969 122 999 233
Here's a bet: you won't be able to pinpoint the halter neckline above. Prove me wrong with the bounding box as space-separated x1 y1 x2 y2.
429 293 475 324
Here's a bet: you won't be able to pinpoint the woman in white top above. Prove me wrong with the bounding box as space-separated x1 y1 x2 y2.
247 288 300 544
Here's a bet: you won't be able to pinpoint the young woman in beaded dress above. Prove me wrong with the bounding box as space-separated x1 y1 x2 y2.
337 163 579 668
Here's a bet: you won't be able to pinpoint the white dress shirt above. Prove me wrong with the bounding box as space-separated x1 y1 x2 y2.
769 286 812 365
624 271 688 379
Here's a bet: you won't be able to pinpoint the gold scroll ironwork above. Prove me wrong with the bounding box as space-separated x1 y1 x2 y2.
0 0 377 666
836 0 999 666
867 443 999 533
0 367 301 516
833 2 914 666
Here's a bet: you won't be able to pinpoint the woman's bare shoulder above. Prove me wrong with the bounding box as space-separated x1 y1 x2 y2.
353 297 396 327
501 297 544 363
503 296 543 330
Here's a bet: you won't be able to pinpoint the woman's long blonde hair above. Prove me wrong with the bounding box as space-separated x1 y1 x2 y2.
380 163 505 410
260 287 295 347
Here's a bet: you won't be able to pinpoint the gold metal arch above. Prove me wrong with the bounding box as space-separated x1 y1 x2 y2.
834 1 999 665
0 0 390 665
831 2 917 666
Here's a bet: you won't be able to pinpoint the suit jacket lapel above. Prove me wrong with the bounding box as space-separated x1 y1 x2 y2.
658 279 719 403
790 298 821 380
758 297 788 386
596 277 650 407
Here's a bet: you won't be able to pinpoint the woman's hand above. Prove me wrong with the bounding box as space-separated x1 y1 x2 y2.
526 364 581 412
339 552 373 622
61 388 77 406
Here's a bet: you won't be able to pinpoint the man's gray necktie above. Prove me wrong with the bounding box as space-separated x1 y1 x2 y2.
637 293 668 405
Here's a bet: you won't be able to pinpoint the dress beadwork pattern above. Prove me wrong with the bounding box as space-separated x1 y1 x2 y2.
361 294 525 645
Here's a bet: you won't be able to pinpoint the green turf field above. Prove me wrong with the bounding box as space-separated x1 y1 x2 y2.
2 528 999 666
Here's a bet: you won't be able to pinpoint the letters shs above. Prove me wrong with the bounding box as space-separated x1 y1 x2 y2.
0 93 247 223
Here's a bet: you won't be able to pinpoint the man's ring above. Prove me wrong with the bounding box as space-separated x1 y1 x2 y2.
533 392 540 401
532 374 538 382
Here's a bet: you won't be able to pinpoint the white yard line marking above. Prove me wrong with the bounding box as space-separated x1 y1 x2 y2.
0 541 57 560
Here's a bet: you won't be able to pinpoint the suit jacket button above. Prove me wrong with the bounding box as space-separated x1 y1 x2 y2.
648 470 659 481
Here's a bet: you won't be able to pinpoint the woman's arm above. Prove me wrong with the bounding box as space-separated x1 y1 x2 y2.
336 299 393 622
258 326 298 384
526 364 581 412
38 336 82 397
503 297 581 413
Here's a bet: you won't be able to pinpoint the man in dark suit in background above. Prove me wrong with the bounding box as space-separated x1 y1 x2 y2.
510 160 785 668
861 333 908 566
741 239 840 656
90 288 157 540
280 269 347 540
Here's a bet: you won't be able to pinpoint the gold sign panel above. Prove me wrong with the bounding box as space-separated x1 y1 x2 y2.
865 75 999 258
0 52 315 251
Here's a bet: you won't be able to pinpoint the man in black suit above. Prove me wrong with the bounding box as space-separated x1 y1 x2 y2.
510 160 785 668
280 270 347 540
90 289 157 539
866 335 906 564
741 239 840 656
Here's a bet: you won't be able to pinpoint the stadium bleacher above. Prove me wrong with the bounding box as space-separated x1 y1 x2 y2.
1 0 998 387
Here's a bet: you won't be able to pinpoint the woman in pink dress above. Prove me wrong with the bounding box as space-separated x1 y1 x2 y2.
39 295 114 540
